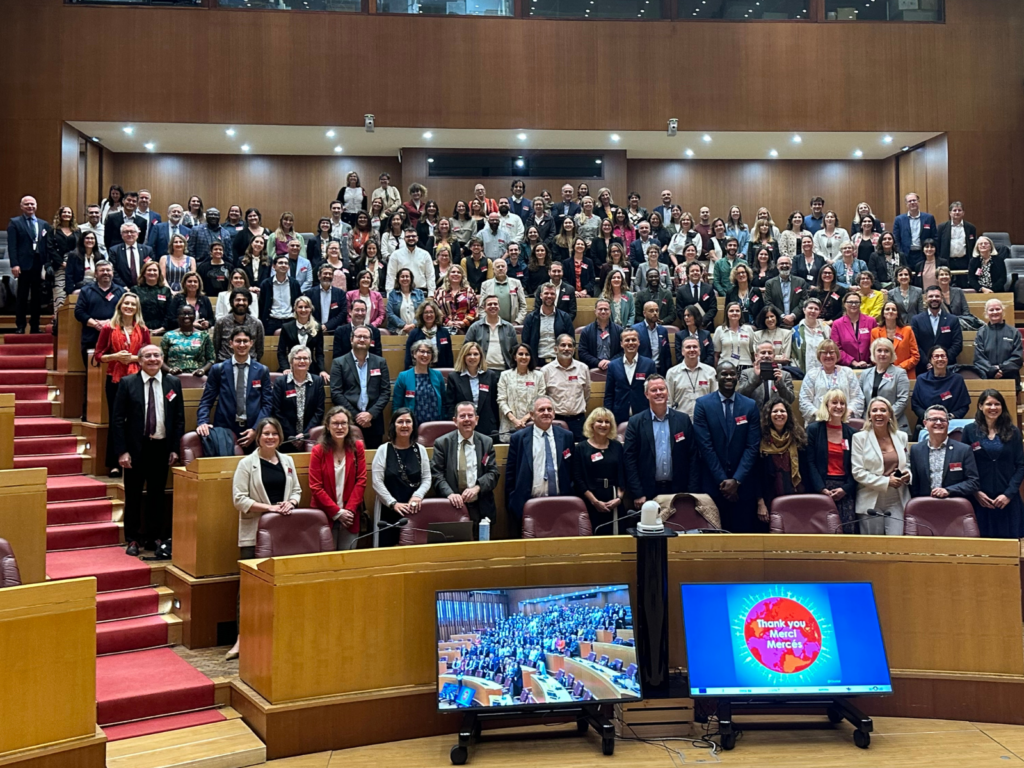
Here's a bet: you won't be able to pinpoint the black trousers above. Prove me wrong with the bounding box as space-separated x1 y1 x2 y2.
123 437 172 545
264 316 287 336
556 412 585 442
105 376 119 468
15 263 44 331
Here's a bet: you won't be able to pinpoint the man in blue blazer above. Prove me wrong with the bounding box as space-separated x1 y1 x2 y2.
306 264 347 333
145 205 191 259
577 299 622 371
622 374 699 506
504 396 575 536
909 286 964 374
633 301 672 376
551 184 582 230
604 329 656 425
692 363 762 532
521 285 574 365
196 327 273 449
909 405 980 500
6 195 49 333
891 192 938 270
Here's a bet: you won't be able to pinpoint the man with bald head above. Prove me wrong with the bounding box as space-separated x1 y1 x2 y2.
7 195 48 333
112 345 185 556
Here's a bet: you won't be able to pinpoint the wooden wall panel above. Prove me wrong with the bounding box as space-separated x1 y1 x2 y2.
947 130 1024 239
110 154 402 232
627 159 887 231
925 134 950 219
85 141 101 211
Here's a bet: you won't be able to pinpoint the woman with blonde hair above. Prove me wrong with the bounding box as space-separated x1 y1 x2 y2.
798 339 864 422
572 407 625 534
277 295 327 379
594 188 616 221
968 235 1006 294
446 341 500 437
804 389 857 529
265 211 305 260
852 397 911 535
601 267 634 328
859 336 910 434
160 233 196 294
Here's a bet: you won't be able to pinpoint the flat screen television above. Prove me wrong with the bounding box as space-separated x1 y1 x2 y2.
680 582 892 698
436 584 642 711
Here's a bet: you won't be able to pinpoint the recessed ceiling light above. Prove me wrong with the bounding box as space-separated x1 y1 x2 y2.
610 134 621 142
901 146 910 152
791 134 802 143
334 146 343 153
90 137 100 142
225 128 236 137
515 158 525 168
427 157 434 163
769 149 779 158
595 159 602 165
422 131 433 139
240 144 251 152
517 132 527 141
702 134 712 143
144 142 155 151
882 135 894 144
684 149 695 157
853 149 864 158
122 126 134 135
325 130 336 138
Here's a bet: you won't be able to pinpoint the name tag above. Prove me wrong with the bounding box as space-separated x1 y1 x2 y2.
795 287 803 294
600 331 609 339
698 380 708 386
405 390 415 398
568 375 578 382
191 338 201 347
510 288 517 294
972 442 982 451
370 368 381 376
940 391 952 400
525 381 535 387
831 292 840 300
439 338 449 345
735 416 747 426
740 333 749 340
844 439 850 450
894 334 903 341
883 373 892 380
674 431 686 443
773 340 782 346
591 452 604 462
701 294 710 301
635 372 646 381
479 384 490 392
252 380 261 388
860 328 869 335
581 264 589 270
561 294 570 300
976 268 984 276
949 462 962 471
562 448 571 459
941 326 951 333
750 295 759 302
157 294 166 301
731 353 740 360
166 390 176 402
106 292 115 301
330 302 339 309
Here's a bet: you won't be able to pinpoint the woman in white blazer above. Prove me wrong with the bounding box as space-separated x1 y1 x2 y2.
370 408 432 547
851 397 912 536
228 417 302 659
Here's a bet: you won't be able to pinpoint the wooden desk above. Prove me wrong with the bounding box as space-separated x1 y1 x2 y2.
0 578 103 766
438 674 504 707
0 393 14 470
591 641 636 667
55 293 83 374
0 468 47 585
562 656 628 700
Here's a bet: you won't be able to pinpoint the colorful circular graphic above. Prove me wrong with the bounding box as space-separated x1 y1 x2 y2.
743 597 822 674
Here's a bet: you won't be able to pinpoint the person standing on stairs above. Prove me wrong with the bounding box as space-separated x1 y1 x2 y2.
111 345 184 556
93 293 150 477
7 195 49 334
75 260 126 421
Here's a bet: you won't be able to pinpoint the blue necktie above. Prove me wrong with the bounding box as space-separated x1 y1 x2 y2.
725 398 735 441
543 432 558 496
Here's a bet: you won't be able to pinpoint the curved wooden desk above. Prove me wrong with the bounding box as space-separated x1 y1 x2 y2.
232 534 1024 760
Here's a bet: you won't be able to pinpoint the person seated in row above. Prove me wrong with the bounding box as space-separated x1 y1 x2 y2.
871 299 919 378
975 299 1023 382
805 389 857 530
329 325 390 449
572 408 625 535
435 263 478 333
632 244 671 294
968 235 1007 295
161 305 214 378
164 270 214 332
935 265 969 318
465 295 519 372
577 298 622 373
604 328 656 425
403 299 453 368
431 402 500 528
757 398 809 526
909 404 980 503
853 397 912 535
541 334 591 441
197 327 273 451
496 344 545 443
739 341 795 410
479 257 528 326
633 268 675 326
276 296 327 380
394 340 448 427
910 346 969 434
334 298 383 358
675 305 715 368
215 269 258 321
859 337 911 435
908 285 963 375
272 345 325 452
522 283 574 366
798 340 864 422
198 241 233 299
832 241 868 290
965 390 1024 539
307 263 348 333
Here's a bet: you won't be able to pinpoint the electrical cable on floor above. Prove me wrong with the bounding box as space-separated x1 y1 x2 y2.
615 720 720 760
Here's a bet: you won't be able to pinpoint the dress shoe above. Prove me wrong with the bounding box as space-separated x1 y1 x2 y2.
13 328 25 335
109 468 122 478
225 641 240 661
125 541 140 557
30 327 41 335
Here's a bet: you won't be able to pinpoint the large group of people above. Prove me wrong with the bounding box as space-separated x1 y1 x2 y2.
7 179 1024 584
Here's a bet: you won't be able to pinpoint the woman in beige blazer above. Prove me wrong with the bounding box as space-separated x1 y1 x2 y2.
228 417 302 659
852 397 912 535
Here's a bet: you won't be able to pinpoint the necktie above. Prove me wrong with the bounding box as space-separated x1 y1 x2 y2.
129 246 138 284
235 363 247 422
457 439 468 491
725 398 735 441
170 225 177 241
145 378 157 437
543 432 558 496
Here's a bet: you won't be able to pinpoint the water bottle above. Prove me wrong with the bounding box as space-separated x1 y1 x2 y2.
479 517 491 541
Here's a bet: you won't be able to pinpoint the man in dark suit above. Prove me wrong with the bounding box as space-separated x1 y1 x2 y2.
136 190 161 229
534 261 577 320
332 298 382 358
111 344 185 555
551 183 581 230
675 261 718 330
504 395 575 536
6 195 49 333
891 192 938 271
653 189 674 223
430 402 500 526
633 301 671 376
909 404 980 500
259 255 302 335
936 201 977 287
604 329 656 425
577 299 622 371
521 284 574 366
909 286 964 374
692 363 762 533
108 222 156 288
196 328 273 449
104 191 149 251
622 373 699 507
329 325 390 448
145 204 191 259
763 256 807 327
628 221 660 269
307 264 347 333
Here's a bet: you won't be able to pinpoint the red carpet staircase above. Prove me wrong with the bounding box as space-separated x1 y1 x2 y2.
1 329 265 765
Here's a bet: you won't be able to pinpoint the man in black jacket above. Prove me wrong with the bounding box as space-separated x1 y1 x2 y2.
108 222 156 288
430 402 500 525
329 326 390 448
332 298 382 357
675 261 718 330
522 284 574 365
534 261 577 320
104 191 149 251
909 405 980 500
936 201 977 287
111 345 185 555
306 264 347 333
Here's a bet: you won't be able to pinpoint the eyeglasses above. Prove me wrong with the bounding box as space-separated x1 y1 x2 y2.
925 417 949 424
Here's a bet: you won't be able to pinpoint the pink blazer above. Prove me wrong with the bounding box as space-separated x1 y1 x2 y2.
346 289 385 327
831 314 877 366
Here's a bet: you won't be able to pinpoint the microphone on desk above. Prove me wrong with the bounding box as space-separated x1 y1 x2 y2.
831 518 864 534
404 526 453 543
593 510 641 534
831 509 892 534
348 517 409 548
682 527 732 534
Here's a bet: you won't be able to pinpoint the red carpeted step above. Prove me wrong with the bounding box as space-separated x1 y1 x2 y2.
47 475 109 502
47 547 151 592
16 417 73 437
97 615 169 655
16 435 78 456
0 384 50 400
2 370 48 385
15 401 52 417
2 331 52 344
48 498 114 525
15 453 82 475
0 343 51 356
96 648 216 725
97 588 160 622
102 709 227 743
0 355 47 370
47 522 120 551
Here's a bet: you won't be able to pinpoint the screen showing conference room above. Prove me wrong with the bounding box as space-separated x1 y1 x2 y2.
436 584 642 710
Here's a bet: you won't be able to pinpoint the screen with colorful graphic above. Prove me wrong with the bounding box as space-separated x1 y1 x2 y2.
680 583 892 697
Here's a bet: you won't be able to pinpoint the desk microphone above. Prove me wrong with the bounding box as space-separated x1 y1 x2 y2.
683 527 732 534
404 526 453 542
593 510 641 534
904 517 935 535
349 517 409 548
831 518 864 534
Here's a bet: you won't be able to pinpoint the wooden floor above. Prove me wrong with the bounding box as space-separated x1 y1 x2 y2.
258 717 1024 767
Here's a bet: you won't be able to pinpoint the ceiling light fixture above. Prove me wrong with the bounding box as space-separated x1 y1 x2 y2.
610 134 621 142
144 142 155 151
791 134 802 143
326 130 336 138
517 132 527 141
684 149 695 158
595 159 602 165
853 149 864 158
702 134 712 143
240 144 251 152
427 157 434 163
334 146 343 153
122 126 134 135
515 158 525 168
769 149 779 158
882 135 894 144
422 131 433 139
225 128 236 137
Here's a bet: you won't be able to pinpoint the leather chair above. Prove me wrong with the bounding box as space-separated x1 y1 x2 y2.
848 418 865 431
769 494 842 534
0 538 21 588
437 368 455 384
957 367 982 380
664 495 714 531
522 497 592 538
589 369 607 383
177 374 207 389
179 431 246 464
304 423 365 451
904 497 980 537
398 499 472 545
417 421 457 447
254 508 334 557
269 372 284 384
949 427 964 443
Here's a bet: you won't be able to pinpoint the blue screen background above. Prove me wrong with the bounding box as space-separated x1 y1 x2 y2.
680 583 892 694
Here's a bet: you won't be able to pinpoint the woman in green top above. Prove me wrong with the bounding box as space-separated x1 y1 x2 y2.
160 305 214 377
133 261 173 336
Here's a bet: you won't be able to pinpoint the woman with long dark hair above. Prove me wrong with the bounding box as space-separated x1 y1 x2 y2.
757 398 809 526
309 406 367 551
370 408 431 547
964 389 1024 539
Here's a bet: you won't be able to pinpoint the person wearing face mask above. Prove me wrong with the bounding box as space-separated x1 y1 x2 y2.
146 204 192 260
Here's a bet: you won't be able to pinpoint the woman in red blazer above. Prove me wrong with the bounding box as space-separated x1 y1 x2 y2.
309 406 367 551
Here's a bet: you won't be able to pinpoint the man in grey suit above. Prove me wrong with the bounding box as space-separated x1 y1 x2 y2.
430 402 500 526
738 341 795 410
763 256 807 328
329 325 390 448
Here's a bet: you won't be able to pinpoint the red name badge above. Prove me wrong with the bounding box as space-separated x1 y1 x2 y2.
950 462 963 471
581 264 589 270
735 416 748 425
562 448 571 459
370 369 381 376
600 331 609 339
330 303 338 309
674 431 686 443
773 340 782 346
751 295 759 302
440 338 449 344
941 326 951 333
831 292 840 300
568 375 578 381
591 451 604 462
941 391 952 400
252 380 261 388
894 334 903 341
883 373 892 380
106 292 115 300
166 390 176 402
795 287 803 293
636 372 646 381
157 294 166 301
972 442 982 451
525 381 535 386
702 293 710 301
286 389 297 398
479 384 490 392
405 390 415 398
698 380 708 386
976 268 983 276
510 288 517 294
561 294 570 300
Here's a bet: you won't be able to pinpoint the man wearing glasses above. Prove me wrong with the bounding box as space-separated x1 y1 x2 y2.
908 405 980 499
